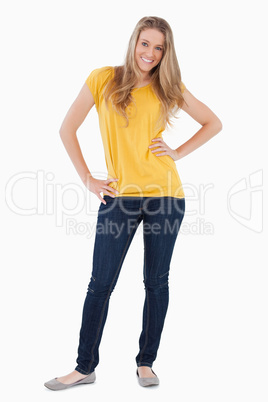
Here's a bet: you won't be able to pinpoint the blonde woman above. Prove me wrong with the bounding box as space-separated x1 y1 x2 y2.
45 16 222 390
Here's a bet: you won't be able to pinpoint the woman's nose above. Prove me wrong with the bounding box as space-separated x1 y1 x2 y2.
145 48 154 58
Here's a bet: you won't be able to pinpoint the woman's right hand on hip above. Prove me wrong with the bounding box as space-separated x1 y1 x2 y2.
85 176 119 204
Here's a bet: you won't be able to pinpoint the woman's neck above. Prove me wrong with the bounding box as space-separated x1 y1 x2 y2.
135 75 152 88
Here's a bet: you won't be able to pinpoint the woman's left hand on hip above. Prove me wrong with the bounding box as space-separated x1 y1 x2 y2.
149 137 178 161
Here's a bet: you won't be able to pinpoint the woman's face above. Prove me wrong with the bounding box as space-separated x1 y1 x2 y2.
135 28 165 76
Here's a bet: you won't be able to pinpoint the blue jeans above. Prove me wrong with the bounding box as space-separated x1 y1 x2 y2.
75 196 185 374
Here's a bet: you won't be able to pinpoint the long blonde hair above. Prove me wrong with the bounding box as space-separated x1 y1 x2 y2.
103 16 187 130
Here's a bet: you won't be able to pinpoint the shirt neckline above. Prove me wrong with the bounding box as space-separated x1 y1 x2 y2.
111 67 151 90
133 82 152 90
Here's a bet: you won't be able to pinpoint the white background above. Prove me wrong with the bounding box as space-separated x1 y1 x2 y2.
1 0 267 401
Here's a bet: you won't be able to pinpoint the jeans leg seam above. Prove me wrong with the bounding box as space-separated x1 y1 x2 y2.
139 290 150 364
86 214 141 373
139 229 150 364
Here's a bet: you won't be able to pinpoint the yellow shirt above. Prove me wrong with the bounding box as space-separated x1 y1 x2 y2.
86 66 186 198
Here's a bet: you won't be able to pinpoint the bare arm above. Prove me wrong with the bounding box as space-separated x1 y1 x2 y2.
59 83 95 183
59 83 118 204
175 88 223 159
149 88 223 160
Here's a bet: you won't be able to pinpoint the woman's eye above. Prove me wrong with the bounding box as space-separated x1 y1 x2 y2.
142 42 148 47
156 47 163 51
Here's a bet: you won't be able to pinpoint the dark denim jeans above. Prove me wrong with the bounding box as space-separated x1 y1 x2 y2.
75 196 185 375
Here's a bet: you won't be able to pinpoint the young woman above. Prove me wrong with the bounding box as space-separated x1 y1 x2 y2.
45 16 222 390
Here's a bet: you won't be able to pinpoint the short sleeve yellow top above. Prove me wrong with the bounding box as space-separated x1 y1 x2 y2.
85 66 186 198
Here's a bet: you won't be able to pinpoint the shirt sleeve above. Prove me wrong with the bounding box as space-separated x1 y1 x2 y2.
85 66 113 110
85 68 101 108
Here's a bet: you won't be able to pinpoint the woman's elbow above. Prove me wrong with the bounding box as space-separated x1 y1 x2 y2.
217 119 223 133
59 122 77 139
211 117 223 134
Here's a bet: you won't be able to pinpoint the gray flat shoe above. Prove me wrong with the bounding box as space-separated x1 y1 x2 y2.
44 371 96 391
136 368 159 387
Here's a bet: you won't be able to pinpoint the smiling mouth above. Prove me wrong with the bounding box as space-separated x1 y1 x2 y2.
141 57 154 63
